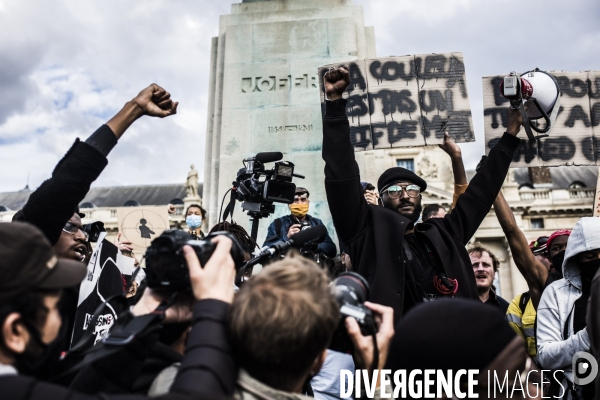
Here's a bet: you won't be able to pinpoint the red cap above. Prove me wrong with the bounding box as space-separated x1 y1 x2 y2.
546 230 571 252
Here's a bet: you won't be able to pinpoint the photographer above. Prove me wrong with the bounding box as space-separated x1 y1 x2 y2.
263 187 336 258
322 66 523 322
0 222 237 399
151 252 394 398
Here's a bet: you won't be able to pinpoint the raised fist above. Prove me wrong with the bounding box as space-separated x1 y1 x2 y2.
324 66 350 101
131 84 178 118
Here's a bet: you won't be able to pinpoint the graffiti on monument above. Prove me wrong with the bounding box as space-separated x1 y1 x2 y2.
483 71 600 167
318 52 475 151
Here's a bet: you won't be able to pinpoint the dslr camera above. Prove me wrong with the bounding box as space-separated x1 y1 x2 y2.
234 152 304 218
145 230 245 291
329 272 377 353
83 221 105 243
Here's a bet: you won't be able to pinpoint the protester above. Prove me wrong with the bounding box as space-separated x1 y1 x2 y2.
184 204 207 239
545 229 571 285
362 182 379 206
0 222 237 399
587 267 600 397
386 299 538 399
14 84 178 263
537 217 600 399
321 66 523 321
422 204 446 220
468 244 509 314
264 187 336 258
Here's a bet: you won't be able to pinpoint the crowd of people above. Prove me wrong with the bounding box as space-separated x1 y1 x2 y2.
1 68 600 400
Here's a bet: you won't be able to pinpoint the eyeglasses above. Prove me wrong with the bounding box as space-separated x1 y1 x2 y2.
62 222 89 241
384 184 421 199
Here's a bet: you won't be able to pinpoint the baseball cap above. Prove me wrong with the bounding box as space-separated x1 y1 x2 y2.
0 222 87 305
530 236 549 255
295 187 309 197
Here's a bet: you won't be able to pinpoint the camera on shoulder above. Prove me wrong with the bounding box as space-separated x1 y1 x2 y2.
145 230 245 291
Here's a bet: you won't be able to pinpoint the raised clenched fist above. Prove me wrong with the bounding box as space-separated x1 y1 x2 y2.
324 66 351 101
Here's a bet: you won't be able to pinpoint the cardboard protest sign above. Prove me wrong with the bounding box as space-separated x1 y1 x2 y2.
117 206 170 251
318 52 475 151
71 233 135 348
483 71 600 167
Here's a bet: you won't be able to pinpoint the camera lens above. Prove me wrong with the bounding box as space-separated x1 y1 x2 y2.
331 272 370 307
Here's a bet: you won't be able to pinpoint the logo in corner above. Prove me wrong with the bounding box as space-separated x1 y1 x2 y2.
572 352 598 385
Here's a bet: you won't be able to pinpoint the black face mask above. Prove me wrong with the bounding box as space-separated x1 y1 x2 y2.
551 250 566 271
580 258 600 282
14 318 68 379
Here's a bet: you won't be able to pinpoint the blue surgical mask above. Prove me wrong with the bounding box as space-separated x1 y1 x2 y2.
186 215 202 229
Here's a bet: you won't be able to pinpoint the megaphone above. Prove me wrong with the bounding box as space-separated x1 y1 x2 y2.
499 68 561 141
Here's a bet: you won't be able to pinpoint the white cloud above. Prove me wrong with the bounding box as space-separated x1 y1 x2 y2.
1 0 599 193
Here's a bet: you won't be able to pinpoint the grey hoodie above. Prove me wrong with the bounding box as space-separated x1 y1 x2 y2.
537 217 598 384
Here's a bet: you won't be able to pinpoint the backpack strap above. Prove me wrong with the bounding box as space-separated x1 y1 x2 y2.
519 291 531 314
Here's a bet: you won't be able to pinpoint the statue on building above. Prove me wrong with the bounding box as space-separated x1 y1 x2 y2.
418 155 438 180
186 164 199 198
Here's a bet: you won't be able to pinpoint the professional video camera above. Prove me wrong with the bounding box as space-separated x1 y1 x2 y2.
145 230 245 291
226 152 304 241
499 68 561 141
329 272 377 353
83 221 105 243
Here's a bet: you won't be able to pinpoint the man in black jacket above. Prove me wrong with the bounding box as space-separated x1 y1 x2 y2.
322 67 523 322
15 84 178 263
0 222 237 399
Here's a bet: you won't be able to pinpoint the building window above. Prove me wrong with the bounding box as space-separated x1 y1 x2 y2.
123 200 140 207
396 159 415 172
531 218 545 229
569 181 586 189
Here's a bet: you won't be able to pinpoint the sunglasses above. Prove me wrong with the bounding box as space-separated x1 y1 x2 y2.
62 222 89 241
384 184 421 199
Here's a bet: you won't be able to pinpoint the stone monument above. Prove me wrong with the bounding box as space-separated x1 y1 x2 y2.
203 0 376 246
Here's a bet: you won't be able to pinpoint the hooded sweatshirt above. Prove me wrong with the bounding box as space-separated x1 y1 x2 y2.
536 217 599 383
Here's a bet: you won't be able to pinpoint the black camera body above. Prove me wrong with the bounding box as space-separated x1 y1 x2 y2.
145 230 245 291
83 221 105 243
235 153 303 219
329 272 376 353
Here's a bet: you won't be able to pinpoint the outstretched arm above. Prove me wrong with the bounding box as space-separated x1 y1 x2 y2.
443 108 522 243
438 131 468 208
494 191 547 308
322 67 370 243
21 84 178 245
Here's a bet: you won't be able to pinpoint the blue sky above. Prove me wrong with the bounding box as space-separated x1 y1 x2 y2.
0 0 598 192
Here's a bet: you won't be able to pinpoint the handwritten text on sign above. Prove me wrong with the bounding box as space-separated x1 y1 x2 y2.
483 71 600 167
318 53 475 151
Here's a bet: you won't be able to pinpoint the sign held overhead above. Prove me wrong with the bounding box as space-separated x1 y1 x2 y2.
318 52 475 151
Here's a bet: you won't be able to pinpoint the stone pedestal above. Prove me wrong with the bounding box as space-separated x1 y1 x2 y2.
203 0 375 248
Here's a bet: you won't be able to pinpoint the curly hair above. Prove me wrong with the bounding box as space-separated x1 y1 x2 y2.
209 221 257 255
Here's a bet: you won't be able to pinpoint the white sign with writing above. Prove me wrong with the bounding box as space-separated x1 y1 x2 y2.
483 71 600 167
318 52 475 151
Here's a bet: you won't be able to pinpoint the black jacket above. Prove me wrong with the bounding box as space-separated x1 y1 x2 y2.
20 125 116 245
0 299 236 400
322 99 521 322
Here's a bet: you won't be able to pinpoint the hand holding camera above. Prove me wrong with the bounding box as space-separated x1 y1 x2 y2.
184 235 237 303
287 224 301 239
346 302 394 373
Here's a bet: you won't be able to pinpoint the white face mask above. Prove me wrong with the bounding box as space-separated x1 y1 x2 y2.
186 215 202 229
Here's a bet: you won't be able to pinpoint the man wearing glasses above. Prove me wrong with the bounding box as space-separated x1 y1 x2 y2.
263 187 336 258
321 67 524 322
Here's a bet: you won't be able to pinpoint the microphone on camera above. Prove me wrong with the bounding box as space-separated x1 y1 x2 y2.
239 225 327 280
254 152 283 164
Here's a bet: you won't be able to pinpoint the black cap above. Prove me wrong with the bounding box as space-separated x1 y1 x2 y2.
377 167 427 194
0 222 87 305
295 187 309 197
